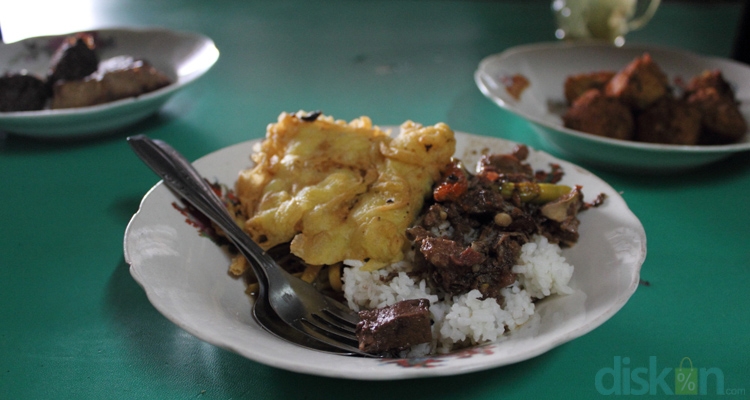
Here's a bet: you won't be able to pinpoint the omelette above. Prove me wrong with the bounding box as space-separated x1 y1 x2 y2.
234 111 456 271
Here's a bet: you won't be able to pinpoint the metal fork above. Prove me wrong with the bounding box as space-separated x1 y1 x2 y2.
127 135 376 357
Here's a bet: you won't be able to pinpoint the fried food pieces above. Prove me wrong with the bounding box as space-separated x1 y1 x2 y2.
563 89 634 140
562 53 746 145
235 111 456 270
51 56 171 109
634 97 702 144
684 70 747 143
0 32 173 112
48 33 100 84
564 71 615 104
605 53 668 111
0 74 50 112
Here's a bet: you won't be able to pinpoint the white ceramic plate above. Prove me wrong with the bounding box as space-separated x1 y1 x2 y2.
475 42 750 172
0 28 219 138
123 131 645 379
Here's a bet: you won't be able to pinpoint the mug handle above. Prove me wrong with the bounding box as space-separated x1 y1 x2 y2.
628 0 661 31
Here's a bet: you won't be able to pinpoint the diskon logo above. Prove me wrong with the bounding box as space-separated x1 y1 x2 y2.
594 356 744 396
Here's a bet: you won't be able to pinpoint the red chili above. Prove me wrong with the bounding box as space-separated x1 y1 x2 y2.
480 170 500 182
434 164 468 202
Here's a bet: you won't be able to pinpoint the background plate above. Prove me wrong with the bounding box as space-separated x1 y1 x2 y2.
0 27 219 138
475 42 750 172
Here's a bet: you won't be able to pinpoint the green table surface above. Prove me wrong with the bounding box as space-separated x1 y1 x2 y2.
2 1 748 398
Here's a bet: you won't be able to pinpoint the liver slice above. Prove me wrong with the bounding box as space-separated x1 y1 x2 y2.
355 299 432 354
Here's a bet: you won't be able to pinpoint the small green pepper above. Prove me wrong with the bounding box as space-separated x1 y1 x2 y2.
499 182 572 204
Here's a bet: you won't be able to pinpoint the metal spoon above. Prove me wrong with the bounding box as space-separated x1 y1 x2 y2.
127 135 367 356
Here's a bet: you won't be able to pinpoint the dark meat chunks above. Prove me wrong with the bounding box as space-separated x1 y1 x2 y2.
51 56 172 109
539 186 584 247
635 97 702 145
684 69 736 98
1 32 174 112
562 54 747 145
410 222 520 299
356 299 432 354
605 53 669 111
563 89 635 140
48 33 99 84
477 145 533 182
0 74 50 111
564 71 615 104
688 88 747 143
408 159 527 299
683 70 747 144
408 151 585 300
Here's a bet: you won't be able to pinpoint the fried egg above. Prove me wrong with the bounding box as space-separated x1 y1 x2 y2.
235 111 455 270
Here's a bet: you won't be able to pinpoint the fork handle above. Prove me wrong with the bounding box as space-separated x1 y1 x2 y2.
127 135 286 287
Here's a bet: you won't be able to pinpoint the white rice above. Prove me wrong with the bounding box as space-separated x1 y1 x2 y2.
342 234 574 356
512 235 575 299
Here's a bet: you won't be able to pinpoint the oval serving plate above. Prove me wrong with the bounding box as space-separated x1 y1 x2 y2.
475 42 750 172
123 131 646 379
0 27 219 138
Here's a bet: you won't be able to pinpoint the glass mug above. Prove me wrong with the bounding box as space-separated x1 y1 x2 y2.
552 0 661 46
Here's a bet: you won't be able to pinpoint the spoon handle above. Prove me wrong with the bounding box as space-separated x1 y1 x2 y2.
126 135 281 285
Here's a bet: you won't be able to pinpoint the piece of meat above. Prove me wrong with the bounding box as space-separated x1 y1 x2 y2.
684 69 736 99
455 186 506 215
539 186 583 247
417 236 484 294
47 33 99 84
605 53 669 111
0 74 50 111
564 71 616 104
356 299 432 354
477 144 534 182
410 155 535 298
562 89 635 140
635 97 703 145
686 86 747 144
415 230 519 298
51 56 172 109
409 151 601 301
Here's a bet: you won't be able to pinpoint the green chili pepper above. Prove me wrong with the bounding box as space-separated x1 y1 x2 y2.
499 182 572 204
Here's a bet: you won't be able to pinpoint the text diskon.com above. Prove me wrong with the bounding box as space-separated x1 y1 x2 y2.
594 356 744 396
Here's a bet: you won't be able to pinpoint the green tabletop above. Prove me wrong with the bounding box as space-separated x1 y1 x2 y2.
1 1 748 398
